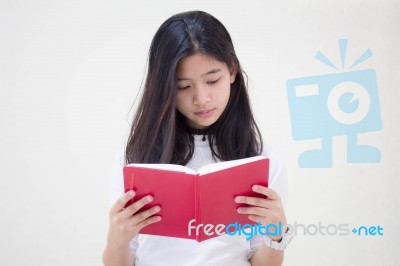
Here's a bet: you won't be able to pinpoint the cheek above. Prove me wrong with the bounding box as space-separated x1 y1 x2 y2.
176 92 189 111
216 83 231 105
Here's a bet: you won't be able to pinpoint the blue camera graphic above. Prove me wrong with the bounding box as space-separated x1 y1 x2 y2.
286 40 382 168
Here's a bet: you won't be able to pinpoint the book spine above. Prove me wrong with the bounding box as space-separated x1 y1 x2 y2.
195 174 201 242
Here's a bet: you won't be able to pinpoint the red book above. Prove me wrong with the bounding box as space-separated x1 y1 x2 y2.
123 156 269 242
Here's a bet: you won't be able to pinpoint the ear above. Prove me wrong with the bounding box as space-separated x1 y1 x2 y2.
229 64 237 84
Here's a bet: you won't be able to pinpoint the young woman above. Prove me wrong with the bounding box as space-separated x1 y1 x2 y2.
103 10 291 266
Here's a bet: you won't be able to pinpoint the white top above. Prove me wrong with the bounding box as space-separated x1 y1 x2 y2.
109 134 288 266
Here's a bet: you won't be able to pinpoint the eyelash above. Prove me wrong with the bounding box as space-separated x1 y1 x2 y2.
178 85 190 90
208 78 220 85
178 78 220 90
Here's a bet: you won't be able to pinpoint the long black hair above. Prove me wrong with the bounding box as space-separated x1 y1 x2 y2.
125 10 262 165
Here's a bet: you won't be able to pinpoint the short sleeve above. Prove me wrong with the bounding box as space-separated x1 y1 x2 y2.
109 147 139 256
247 144 289 259
109 148 125 207
262 144 288 209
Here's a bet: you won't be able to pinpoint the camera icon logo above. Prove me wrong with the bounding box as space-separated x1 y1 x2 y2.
286 39 382 168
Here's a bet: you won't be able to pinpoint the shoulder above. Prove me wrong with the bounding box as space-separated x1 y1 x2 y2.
114 146 126 167
261 143 281 159
261 143 285 170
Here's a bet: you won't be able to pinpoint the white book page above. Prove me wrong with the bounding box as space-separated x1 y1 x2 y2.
125 163 197 175
197 155 266 175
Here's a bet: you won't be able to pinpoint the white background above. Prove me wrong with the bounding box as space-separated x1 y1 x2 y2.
1 0 399 265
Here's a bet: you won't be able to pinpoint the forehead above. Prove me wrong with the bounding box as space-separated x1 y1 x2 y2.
176 53 228 77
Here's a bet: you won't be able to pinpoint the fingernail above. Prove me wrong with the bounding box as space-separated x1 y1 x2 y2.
235 196 242 203
154 206 160 212
252 185 258 191
146 196 153 202
128 190 135 197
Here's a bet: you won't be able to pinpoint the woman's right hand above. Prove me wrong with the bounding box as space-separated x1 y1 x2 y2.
106 190 162 248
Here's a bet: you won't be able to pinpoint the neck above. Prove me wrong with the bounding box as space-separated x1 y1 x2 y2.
187 127 209 135
186 126 209 142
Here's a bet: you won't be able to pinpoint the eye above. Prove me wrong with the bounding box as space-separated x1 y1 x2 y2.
207 78 220 85
178 85 190 90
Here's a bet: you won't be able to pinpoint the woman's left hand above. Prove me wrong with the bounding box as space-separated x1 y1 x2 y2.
235 185 286 241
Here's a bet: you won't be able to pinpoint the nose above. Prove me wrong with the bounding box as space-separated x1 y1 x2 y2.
193 85 211 105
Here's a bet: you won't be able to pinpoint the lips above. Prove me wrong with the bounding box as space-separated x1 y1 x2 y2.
194 108 215 117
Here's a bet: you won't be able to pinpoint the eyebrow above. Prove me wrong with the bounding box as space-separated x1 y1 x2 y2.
177 68 221 81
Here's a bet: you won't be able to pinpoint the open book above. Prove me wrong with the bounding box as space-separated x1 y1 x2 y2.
123 155 269 242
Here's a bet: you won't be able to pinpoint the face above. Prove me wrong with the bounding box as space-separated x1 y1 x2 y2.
176 53 236 129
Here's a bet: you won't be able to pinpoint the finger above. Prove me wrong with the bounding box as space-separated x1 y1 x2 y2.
236 196 283 210
247 214 265 224
110 190 135 215
122 195 155 218
135 215 162 232
252 185 280 200
235 196 269 208
130 205 161 225
237 206 268 217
